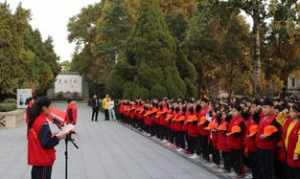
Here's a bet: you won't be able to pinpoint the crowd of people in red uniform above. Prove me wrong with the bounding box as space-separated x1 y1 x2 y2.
118 97 300 179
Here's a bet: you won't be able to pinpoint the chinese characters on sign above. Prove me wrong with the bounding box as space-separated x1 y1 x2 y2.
54 74 82 94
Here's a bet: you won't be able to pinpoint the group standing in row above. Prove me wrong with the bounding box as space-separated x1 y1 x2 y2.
118 97 300 179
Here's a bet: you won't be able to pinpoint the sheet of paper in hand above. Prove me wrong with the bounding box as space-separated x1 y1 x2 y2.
56 124 75 138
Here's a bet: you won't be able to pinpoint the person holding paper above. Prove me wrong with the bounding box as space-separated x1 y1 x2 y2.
27 97 67 179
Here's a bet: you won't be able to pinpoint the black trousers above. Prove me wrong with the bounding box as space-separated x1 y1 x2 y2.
246 152 260 179
287 166 300 179
199 136 210 161
275 160 287 179
168 129 174 143
175 132 185 149
187 136 197 153
91 109 99 121
222 151 231 172
229 149 243 175
212 147 220 165
104 110 109 120
31 166 52 179
257 149 276 179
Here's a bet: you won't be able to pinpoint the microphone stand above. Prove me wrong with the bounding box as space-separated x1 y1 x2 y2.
65 133 79 179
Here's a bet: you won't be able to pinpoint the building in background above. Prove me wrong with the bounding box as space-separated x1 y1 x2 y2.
54 72 82 94
47 72 89 100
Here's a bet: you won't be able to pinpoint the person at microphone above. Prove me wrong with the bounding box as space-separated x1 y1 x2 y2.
27 97 67 179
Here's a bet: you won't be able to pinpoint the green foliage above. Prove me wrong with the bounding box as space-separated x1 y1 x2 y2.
123 82 149 100
184 1 253 96
3 98 16 104
184 78 197 98
0 3 59 99
70 0 300 98
94 0 131 58
69 0 132 93
0 99 16 112
150 84 168 99
108 0 187 99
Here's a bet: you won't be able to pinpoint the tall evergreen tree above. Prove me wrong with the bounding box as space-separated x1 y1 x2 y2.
0 3 59 98
109 0 187 99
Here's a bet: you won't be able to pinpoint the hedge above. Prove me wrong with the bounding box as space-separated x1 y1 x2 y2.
0 102 16 112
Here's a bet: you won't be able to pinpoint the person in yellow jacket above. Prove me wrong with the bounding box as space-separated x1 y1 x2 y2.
102 95 110 121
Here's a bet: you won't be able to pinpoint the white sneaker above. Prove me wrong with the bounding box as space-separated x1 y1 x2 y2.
189 154 199 159
244 173 252 179
177 148 184 152
228 171 237 177
216 168 224 173
165 142 171 146
208 163 217 168
162 139 167 143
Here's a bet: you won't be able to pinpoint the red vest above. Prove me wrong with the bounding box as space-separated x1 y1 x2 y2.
210 118 219 148
255 114 277 150
197 109 210 136
144 116 153 126
217 120 229 152
173 114 185 132
227 115 244 150
187 114 199 137
163 113 173 128
244 118 257 153
283 119 300 168
28 113 56 166
65 102 77 124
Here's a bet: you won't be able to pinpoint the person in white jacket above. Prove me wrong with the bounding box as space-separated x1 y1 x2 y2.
108 98 117 121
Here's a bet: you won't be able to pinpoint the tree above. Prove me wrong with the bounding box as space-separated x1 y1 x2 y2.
69 0 132 92
60 61 72 72
108 0 187 99
94 0 131 60
184 0 252 97
0 3 59 99
229 0 270 95
266 0 300 96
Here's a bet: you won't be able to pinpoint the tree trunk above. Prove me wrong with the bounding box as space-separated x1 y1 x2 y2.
253 0 262 96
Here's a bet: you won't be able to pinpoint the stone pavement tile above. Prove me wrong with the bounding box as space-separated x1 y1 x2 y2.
0 103 221 179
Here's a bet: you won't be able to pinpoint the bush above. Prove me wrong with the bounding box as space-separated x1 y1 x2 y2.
3 98 16 104
56 92 64 100
150 85 168 99
72 92 82 100
63 91 72 99
0 102 16 112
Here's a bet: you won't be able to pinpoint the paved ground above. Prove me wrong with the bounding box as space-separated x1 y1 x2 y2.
0 103 221 179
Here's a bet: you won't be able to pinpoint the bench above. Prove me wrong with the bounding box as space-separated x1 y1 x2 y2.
0 110 24 128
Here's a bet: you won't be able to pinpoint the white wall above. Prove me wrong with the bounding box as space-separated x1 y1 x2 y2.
54 74 82 94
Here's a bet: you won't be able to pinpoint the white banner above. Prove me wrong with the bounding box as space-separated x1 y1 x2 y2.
17 89 32 109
